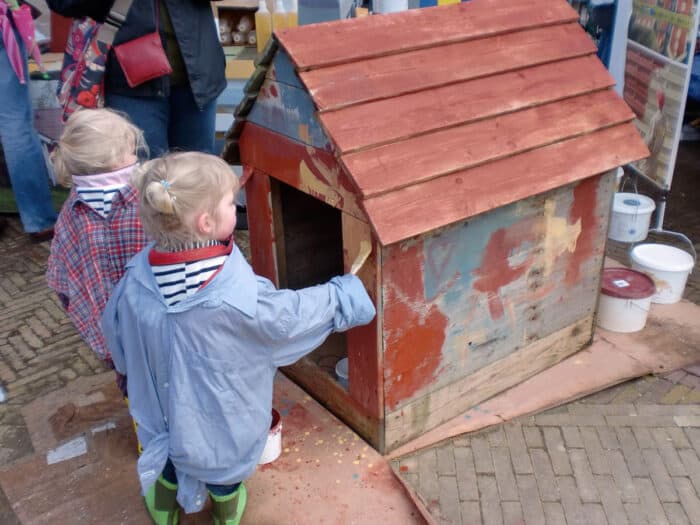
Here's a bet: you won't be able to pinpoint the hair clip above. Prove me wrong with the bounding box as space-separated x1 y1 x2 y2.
160 180 171 190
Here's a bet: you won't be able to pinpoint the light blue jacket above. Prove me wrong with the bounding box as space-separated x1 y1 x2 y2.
102 243 376 513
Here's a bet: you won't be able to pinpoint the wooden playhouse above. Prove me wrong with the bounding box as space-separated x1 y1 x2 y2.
223 0 649 453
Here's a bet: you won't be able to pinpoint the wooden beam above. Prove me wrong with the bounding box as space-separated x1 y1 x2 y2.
246 170 278 285
342 214 384 421
320 56 614 154
301 23 595 111
276 0 578 70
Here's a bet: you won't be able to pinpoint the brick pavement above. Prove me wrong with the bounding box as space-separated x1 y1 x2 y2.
394 374 700 524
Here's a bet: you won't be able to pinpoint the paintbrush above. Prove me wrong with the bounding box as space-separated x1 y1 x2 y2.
350 240 371 275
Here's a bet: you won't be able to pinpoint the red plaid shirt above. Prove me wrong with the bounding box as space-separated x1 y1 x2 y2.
47 186 146 361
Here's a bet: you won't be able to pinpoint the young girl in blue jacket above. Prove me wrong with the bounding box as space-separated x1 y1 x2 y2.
102 152 376 525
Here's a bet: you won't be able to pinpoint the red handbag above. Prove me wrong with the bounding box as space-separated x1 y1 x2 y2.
112 1 172 88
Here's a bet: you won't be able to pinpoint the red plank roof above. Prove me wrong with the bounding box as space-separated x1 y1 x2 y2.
269 0 648 245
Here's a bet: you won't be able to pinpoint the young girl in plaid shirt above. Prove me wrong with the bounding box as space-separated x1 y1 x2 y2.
46 109 147 395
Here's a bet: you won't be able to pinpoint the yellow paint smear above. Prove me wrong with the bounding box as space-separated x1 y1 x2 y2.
542 198 582 276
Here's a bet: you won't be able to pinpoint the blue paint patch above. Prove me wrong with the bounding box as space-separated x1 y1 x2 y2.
352 473 359 480
281 408 290 416
248 78 330 148
423 211 520 302
269 51 305 89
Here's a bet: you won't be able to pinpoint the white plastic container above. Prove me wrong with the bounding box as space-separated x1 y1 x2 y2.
631 243 695 304
597 268 655 333
335 357 348 390
258 409 282 464
608 192 656 242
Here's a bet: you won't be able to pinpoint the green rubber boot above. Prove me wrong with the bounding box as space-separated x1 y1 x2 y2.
144 476 180 525
210 483 247 525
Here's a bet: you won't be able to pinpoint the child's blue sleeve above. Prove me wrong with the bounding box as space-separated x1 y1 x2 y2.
264 274 376 367
101 278 127 374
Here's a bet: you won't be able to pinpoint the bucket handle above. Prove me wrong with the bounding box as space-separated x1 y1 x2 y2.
643 228 698 265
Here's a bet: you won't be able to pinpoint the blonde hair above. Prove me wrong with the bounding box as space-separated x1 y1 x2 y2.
132 152 239 250
52 108 146 187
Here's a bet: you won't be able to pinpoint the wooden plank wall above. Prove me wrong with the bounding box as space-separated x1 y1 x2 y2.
381 171 617 450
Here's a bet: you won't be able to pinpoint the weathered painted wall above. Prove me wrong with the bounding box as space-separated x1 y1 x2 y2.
381 172 615 413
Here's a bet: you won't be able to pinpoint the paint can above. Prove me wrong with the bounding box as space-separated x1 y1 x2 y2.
630 244 695 304
258 409 282 464
608 192 655 243
597 268 655 333
373 0 408 14
335 357 349 390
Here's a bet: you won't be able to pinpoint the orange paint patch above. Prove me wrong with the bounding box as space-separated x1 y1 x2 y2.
565 177 600 285
473 220 538 319
384 242 448 409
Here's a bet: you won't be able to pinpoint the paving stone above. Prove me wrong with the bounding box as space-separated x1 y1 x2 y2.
637 404 700 417
675 416 700 427
635 477 670 525
437 444 457 477
686 428 700 452
488 427 506 447
612 383 644 403
504 423 533 474
460 501 481 525
501 501 524 525
557 476 587 525
478 475 503 525
454 447 478 501
651 428 687 476
417 448 440 505
569 403 636 416
534 414 606 427
661 385 693 404
471 436 495 474
595 475 628 525
561 426 583 448
542 427 572 476
663 502 691 525
582 503 608 525
665 427 692 448
596 426 620 450
569 449 599 502
674 477 700 525
642 449 679 502
606 449 638 503
516 475 546 525
606 415 678 427
616 427 648 476
492 448 518 501
530 448 559 502
665 370 689 383
522 426 543 448
623 502 649 525
542 502 566 525
678 449 700 496
580 427 610 475
438 475 461 525
679 374 700 390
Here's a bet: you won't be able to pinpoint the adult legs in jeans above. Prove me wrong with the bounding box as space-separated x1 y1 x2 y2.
106 85 216 159
0 35 57 233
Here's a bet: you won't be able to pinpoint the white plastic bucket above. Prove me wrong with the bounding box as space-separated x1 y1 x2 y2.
335 357 348 390
258 409 282 464
597 268 655 333
608 192 656 242
630 243 695 304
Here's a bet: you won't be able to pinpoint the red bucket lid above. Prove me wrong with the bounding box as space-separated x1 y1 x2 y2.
601 268 655 299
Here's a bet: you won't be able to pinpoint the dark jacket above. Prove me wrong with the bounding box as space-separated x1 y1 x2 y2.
46 0 226 109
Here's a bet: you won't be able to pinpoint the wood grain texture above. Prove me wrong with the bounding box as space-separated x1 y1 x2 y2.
320 56 615 154
342 214 383 420
363 123 649 246
342 90 634 198
301 23 595 111
384 315 594 452
246 170 278 285
276 0 578 70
